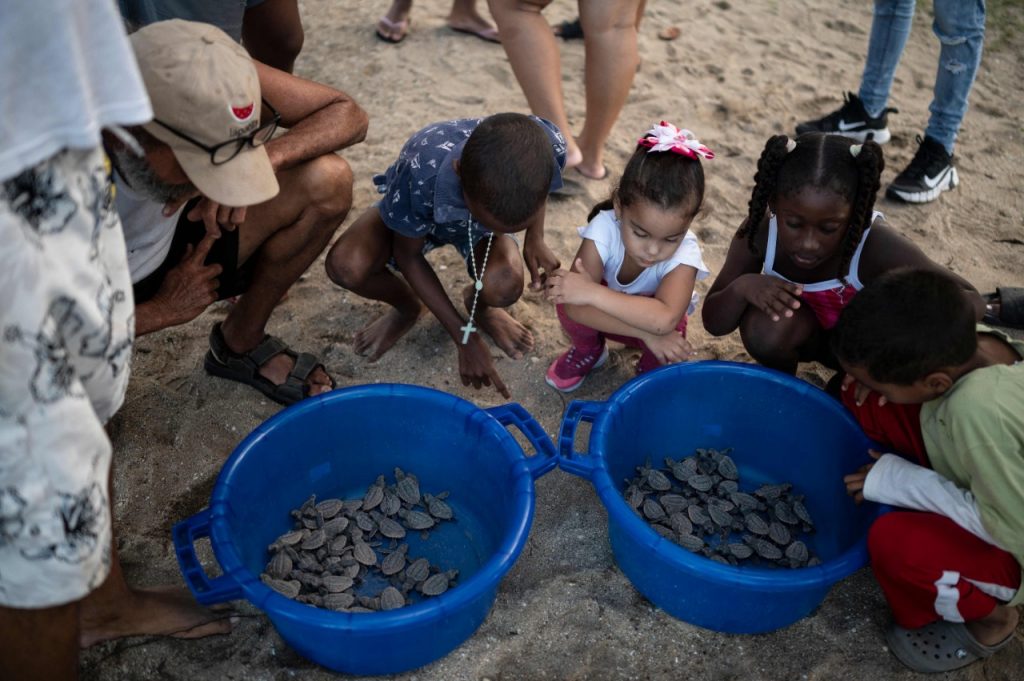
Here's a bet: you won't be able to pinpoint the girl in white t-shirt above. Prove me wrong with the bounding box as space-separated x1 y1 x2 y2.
544 123 712 391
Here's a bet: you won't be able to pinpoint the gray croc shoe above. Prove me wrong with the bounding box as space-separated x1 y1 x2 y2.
885 620 1015 673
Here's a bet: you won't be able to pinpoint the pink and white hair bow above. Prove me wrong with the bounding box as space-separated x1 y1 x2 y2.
637 122 714 160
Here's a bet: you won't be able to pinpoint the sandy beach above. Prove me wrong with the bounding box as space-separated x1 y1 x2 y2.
82 0 1024 678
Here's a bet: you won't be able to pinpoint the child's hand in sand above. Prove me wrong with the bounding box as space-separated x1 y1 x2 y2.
545 260 599 306
737 274 803 322
843 449 883 503
523 231 560 291
642 330 696 365
458 333 511 398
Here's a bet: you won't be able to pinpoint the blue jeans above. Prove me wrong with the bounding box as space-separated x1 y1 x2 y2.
858 0 986 154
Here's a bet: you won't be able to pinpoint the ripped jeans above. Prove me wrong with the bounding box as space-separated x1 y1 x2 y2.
857 0 985 154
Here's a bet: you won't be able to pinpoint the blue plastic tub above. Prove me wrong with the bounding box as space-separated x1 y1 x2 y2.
558 360 882 634
173 384 556 675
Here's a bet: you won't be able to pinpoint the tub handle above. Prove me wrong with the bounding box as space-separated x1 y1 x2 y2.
558 400 604 478
487 403 557 479
172 507 243 605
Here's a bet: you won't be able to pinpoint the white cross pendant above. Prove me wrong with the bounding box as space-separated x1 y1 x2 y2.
460 321 477 344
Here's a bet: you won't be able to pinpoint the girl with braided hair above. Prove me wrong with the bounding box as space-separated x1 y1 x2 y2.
702 132 983 376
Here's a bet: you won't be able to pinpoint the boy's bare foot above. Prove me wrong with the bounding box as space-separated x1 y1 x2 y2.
564 144 583 171
475 306 534 359
80 585 234 648
354 304 422 362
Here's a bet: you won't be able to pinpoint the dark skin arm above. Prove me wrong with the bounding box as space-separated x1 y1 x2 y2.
391 234 510 398
165 60 368 235
701 216 803 336
855 219 985 319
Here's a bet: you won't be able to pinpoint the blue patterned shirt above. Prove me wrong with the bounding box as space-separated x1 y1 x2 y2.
373 117 566 255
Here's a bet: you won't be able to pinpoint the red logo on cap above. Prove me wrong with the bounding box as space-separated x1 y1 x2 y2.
229 102 255 122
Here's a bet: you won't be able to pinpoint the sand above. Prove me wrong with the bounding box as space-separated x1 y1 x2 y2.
82 0 1024 678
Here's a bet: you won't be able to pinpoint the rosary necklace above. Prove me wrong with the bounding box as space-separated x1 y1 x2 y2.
461 219 494 345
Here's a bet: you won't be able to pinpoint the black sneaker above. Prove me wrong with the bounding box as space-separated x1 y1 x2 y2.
795 92 897 144
886 135 959 204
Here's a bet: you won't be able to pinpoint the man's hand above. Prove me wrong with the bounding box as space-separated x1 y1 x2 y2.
641 330 696 365
161 193 248 239
843 449 883 504
148 233 223 328
458 334 511 398
545 261 597 306
523 229 560 291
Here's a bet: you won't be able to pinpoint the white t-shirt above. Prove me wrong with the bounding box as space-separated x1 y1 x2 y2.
578 210 710 313
0 0 153 182
113 171 185 282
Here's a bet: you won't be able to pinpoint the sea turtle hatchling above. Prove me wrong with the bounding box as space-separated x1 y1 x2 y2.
792 498 814 529
706 503 734 529
743 512 769 536
665 456 699 482
652 524 675 540
419 570 457 596
373 512 406 540
687 474 713 493
687 504 709 527
381 544 409 576
300 529 326 551
716 454 739 481
768 521 791 546
321 516 349 539
399 508 435 531
645 468 672 492
322 575 355 593
773 501 799 526
394 469 421 506
743 535 783 561
658 493 689 515
423 493 454 520
642 498 666 521
405 557 431 583
262 576 301 599
785 540 809 565
362 480 385 511
380 586 406 610
721 542 754 560
676 532 705 553
266 551 293 580
315 498 345 519
668 512 693 537
352 540 377 567
324 592 356 611
380 490 401 517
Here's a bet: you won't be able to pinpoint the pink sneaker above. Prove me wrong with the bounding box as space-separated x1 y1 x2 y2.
545 344 609 392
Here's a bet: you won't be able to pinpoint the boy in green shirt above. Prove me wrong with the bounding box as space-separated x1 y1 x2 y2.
833 269 1023 674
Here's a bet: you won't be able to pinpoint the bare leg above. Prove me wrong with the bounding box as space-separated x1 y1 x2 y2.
0 601 79 680
575 0 641 179
80 465 232 648
463 235 533 359
739 304 821 375
325 207 423 361
242 0 305 73
965 604 1020 647
378 0 414 41
448 0 500 41
220 154 353 394
487 0 582 168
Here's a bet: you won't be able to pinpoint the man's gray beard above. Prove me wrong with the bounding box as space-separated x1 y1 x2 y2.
111 146 196 206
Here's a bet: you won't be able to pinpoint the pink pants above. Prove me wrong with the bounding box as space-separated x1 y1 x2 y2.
555 304 688 374
869 512 1020 628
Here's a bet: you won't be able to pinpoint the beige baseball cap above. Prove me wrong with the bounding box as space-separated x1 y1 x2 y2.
130 19 279 207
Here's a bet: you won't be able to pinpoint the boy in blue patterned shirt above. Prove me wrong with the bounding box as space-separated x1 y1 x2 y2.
327 113 566 397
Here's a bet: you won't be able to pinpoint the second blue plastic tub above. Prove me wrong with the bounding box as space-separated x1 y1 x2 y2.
558 361 882 633
173 384 556 675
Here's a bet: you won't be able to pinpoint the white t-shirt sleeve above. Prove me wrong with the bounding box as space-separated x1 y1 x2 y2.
577 210 620 266
863 453 1002 548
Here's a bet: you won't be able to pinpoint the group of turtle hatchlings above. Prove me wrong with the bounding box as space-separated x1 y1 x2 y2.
624 448 821 568
260 468 458 612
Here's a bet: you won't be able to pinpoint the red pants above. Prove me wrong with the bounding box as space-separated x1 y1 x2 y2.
840 386 927 466
868 512 1021 627
556 303 687 374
